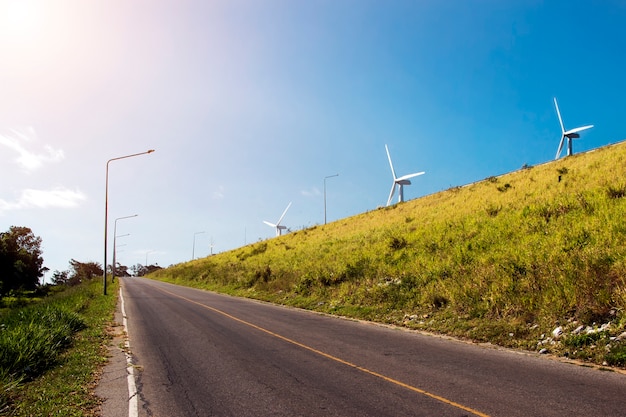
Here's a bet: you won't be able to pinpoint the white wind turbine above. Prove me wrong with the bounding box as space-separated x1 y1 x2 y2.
263 202 292 236
385 144 425 206
554 97 594 160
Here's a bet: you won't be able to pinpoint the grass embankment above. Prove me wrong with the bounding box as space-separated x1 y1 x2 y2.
0 279 118 416
150 142 626 368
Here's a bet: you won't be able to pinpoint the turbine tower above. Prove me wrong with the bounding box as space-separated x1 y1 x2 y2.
263 202 292 236
385 144 425 206
554 97 594 160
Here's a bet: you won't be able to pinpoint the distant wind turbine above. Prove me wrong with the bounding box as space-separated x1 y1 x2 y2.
263 202 292 236
554 97 594 160
385 144 425 206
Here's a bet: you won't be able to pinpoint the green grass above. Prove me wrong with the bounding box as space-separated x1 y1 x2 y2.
1 279 118 416
149 141 626 368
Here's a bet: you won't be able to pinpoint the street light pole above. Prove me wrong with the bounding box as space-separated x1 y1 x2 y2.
113 214 136 283
113 232 130 282
192 231 205 260
145 250 154 267
324 173 339 225
104 150 154 295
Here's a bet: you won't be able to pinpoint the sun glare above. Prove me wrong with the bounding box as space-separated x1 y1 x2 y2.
0 1 45 41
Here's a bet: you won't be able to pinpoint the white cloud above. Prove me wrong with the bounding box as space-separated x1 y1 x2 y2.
300 187 321 197
0 127 64 171
0 187 86 214
212 185 225 200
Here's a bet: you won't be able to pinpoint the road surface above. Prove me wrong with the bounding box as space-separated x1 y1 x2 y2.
119 277 626 416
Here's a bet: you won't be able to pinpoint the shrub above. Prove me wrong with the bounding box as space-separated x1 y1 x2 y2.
388 236 407 250
497 183 511 192
606 184 626 199
605 344 626 366
564 331 609 348
434 295 449 309
485 204 501 217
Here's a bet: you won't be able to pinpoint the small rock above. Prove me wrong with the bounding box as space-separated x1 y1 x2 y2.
539 348 548 354
552 326 563 339
615 332 626 342
572 325 585 335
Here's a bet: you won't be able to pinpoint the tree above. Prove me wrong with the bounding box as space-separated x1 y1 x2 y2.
51 270 70 285
0 226 46 296
114 262 130 278
67 259 103 286
130 263 162 277
51 260 103 287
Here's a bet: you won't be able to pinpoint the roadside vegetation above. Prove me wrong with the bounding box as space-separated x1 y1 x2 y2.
150 141 626 369
0 279 118 416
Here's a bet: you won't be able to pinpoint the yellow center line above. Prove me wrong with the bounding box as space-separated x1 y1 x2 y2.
151 284 491 417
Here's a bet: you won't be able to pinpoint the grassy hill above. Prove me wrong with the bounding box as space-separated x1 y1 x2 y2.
150 141 626 368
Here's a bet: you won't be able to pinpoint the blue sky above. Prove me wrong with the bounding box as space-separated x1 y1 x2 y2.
1 0 625 279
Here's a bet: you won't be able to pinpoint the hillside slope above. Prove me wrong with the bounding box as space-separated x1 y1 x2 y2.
150 142 626 367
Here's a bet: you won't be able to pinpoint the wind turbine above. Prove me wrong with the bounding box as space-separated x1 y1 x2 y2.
263 202 292 236
385 144 425 206
554 97 594 160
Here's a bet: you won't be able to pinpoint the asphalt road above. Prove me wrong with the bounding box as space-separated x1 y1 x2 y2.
120 277 626 417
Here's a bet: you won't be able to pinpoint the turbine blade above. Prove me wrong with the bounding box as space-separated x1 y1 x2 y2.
385 144 397 180
555 135 565 160
554 97 566 134
564 125 593 136
276 202 292 226
387 183 396 206
398 171 425 181
263 221 276 228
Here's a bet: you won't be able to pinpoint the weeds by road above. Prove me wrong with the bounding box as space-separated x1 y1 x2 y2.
0 279 118 416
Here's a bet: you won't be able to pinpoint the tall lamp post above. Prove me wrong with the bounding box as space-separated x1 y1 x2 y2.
324 174 339 225
192 231 205 260
113 213 137 282
104 150 154 295
113 232 130 281
145 250 154 267
113 241 127 279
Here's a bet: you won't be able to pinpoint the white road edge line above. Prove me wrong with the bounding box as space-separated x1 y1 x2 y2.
119 286 138 417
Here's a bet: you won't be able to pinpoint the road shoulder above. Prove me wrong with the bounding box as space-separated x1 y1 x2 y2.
95 297 130 417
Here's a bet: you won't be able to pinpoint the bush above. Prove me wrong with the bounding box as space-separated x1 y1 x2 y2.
606 184 626 199
605 344 626 366
388 236 407 250
564 331 609 348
